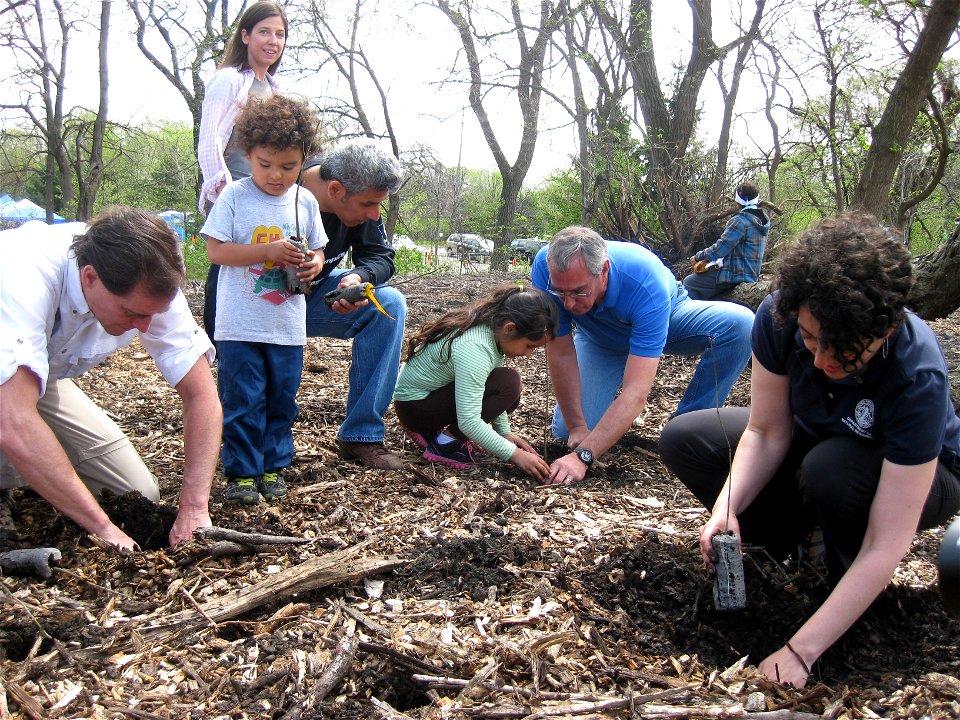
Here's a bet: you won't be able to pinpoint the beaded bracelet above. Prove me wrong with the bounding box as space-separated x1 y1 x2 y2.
786 641 811 675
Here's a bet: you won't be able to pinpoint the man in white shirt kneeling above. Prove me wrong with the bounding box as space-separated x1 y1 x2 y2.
0 207 222 551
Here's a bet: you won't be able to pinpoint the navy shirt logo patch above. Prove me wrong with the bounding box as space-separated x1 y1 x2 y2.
842 399 876 438
854 399 875 430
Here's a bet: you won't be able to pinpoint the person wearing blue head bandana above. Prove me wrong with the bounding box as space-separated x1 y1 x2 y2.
685 180 771 300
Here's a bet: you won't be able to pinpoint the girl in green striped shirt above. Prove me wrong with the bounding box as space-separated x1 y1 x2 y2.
394 285 557 479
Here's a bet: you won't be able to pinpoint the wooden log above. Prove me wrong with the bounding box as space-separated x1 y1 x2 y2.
281 634 359 720
144 544 406 637
0 548 61 579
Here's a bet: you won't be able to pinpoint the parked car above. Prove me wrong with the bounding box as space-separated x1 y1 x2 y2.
446 233 493 260
510 236 548 262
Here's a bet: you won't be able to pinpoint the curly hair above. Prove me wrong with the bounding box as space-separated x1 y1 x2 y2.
773 211 914 369
406 285 559 362
235 94 322 157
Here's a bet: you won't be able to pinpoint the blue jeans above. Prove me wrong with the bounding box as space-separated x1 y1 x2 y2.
552 286 754 440
305 270 407 443
218 341 304 478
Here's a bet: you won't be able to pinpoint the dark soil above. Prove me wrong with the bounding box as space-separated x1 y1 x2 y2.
1 270 958 719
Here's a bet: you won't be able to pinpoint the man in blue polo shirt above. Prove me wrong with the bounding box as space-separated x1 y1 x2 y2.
532 225 754 485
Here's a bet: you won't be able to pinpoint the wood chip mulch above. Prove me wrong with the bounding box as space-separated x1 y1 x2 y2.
1 271 959 720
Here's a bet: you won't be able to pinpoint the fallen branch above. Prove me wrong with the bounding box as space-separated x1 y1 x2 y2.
144 543 406 638
359 641 451 677
412 674 689 705
192 526 311 545
370 697 417 720
625 705 820 719
281 634 359 720
0 548 61 579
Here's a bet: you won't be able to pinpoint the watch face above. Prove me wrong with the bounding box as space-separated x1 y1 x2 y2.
577 448 593 466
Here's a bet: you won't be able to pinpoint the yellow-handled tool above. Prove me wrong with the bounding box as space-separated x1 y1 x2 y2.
323 282 395 320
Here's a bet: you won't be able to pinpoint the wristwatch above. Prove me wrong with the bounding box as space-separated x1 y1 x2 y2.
574 447 594 468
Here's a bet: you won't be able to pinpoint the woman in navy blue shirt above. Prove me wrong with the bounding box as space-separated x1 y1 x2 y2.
660 212 960 688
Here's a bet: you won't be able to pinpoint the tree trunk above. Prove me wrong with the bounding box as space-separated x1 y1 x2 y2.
724 226 960 322
709 0 765 201
436 0 563 271
851 0 960 219
76 0 110 221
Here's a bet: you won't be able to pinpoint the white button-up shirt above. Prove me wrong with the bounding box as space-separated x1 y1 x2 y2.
0 221 214 397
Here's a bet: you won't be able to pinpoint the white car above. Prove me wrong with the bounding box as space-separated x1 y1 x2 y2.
446 233 493 259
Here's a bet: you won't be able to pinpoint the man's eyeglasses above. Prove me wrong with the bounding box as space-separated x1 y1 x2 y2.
547 284 592 299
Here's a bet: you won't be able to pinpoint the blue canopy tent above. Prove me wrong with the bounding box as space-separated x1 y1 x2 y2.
157 210 188 241
0 198 66 225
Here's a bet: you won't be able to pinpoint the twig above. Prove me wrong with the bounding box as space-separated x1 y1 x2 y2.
178 586 217 629
249 669 290 693
404 464 440 485
281 634 359 720
412 675 688 704
358 640 451 676
192 526 310 545
369 697 416 719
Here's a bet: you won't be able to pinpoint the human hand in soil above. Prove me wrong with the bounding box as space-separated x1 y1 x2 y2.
544 452 587 485
92 525 138 553
169 508 212 547
699 510 742 574
758 644 811 689
510 447 550 481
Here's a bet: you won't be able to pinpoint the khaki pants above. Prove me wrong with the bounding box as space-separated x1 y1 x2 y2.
0 379 159 501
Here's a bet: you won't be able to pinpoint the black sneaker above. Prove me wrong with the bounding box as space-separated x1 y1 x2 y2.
0 490 18 542
224 477 260 505
461 440 497 464
423 438 495 469
405 429 429 449
257 470 287 500
423 438 475 469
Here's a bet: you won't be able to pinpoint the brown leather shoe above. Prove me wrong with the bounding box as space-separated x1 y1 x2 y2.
337 440 403 470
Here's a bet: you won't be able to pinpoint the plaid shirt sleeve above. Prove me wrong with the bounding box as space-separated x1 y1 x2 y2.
695 213 767 285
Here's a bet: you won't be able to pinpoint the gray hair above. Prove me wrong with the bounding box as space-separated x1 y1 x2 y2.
547 226 608 275
317 140 403 195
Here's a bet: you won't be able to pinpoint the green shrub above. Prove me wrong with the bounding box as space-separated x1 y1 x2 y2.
394 245 436 275
182 235 210 282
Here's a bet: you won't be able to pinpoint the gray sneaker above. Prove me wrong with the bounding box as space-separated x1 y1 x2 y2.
224 477 260 505
257 470 287 500
0 490 18 542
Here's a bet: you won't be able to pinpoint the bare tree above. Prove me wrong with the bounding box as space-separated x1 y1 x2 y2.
591 0 767 253
851 0 960 218
74 0 110 219
435 0 567 269
298 0 404 238
126 0 237 155
708 0 766 202
550 0 634 232
0 0 111 220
